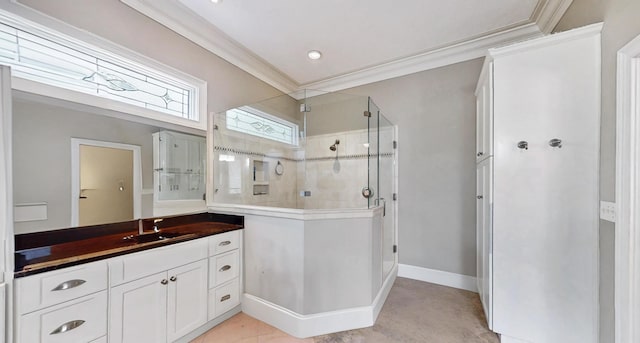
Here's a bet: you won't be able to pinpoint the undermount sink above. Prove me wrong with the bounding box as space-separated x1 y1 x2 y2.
123 231 185 244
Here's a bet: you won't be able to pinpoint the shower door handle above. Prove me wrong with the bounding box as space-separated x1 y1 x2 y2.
378 198 386 216
362 187 374 199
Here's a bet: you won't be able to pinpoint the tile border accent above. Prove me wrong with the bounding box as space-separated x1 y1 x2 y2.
398 264 477 293
214 145 393 162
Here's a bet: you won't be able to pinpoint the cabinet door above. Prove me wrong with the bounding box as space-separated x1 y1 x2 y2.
109 272 168 343
476 63 493 162
476 158 493 329
492 34 599 342
166 260 208 342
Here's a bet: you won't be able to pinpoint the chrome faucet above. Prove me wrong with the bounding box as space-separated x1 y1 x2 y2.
153 218 163 233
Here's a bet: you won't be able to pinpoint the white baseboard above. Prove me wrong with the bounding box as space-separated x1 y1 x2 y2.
242 264 398 338
398 264 477 293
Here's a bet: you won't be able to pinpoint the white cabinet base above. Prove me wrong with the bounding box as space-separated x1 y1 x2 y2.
172 305 241 343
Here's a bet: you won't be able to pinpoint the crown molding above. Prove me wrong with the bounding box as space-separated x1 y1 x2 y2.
531 0 574 34
120 0 298 94
121 0 575 94
301 23 542 92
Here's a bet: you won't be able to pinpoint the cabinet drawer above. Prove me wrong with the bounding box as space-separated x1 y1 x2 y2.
209 230 240 256
209 250 239 288
16 261 107 314
20 291 107 343
208 278 240 320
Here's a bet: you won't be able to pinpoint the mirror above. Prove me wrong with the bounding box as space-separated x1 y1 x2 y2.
12 91 206 234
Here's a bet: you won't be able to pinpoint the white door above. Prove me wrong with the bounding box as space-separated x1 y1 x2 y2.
79 145 134 226
109 272 168 343
492 33 599 342
166 260 208 342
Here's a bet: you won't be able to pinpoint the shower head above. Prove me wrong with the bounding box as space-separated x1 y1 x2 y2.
329 139 340 151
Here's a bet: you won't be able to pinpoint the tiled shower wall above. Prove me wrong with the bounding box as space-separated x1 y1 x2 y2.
212 112 301 208
212 113 393 210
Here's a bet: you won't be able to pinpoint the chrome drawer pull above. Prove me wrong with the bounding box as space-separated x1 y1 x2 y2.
220 294 231 302
51 279 86 291
218 240 231 246
219 265 231 272
50 320 85 335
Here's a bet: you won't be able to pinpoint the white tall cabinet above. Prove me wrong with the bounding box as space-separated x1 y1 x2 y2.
475 24 602 343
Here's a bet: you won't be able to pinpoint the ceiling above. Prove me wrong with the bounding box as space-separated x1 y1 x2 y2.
121 0 573 94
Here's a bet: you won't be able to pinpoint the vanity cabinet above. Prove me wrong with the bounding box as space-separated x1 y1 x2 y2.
14 228 244 343
475 24 601 343
109 260 208 343
14 261 109 343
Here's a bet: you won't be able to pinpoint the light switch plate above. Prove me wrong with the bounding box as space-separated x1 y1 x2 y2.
600 201 616 222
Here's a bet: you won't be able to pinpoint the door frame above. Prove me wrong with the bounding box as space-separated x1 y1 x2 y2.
615 33 640 343
71 138 142 226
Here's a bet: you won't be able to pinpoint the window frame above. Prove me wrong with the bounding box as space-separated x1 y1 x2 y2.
0 8 207 130
225 105 299 146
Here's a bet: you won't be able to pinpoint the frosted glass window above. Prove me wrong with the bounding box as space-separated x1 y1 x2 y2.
226 106 298 145
0 17 199 121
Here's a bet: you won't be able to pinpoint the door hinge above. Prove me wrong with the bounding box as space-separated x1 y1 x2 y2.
364 111 371 117
300 104 310 112
393 245 397 253
393 193 397 201
393 141 397 149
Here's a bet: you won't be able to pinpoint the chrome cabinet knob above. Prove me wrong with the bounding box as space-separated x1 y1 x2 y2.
517 141 528 150
170 276 177 282
477 152 484 157
161 279 168 285
477 195 483 199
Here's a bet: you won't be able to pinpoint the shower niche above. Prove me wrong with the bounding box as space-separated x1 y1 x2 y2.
252 160 269 195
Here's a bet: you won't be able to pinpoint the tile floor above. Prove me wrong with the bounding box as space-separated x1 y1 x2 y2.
191 277 498 343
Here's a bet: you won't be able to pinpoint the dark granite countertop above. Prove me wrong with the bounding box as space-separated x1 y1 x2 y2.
14 212 243 278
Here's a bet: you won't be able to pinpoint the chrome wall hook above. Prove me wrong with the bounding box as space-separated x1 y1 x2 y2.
549 138 562 148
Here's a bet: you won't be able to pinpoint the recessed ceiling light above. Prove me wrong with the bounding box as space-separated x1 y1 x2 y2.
307 50 322 60
211 0 222 3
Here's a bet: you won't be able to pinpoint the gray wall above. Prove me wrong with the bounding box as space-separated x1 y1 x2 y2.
555 1 640 342
345 59 483 277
